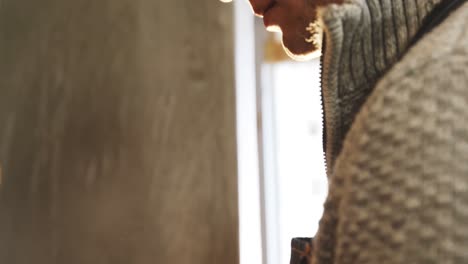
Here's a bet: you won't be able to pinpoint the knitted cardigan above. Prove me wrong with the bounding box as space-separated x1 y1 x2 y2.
308 0 468 263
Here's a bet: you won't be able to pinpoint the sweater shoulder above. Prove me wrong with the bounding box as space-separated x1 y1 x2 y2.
327 8 468 263
339 3 468 167
333 1 468 216
342 3 468 156
338 3 468 166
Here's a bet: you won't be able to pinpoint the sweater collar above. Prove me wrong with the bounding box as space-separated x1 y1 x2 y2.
317 0 444 174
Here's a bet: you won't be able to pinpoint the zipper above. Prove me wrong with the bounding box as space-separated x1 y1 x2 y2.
319 34 328 177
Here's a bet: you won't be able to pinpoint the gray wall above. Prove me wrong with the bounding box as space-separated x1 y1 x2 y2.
0 1 238 263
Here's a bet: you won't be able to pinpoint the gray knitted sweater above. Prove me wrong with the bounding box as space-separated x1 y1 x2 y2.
310 0 468 263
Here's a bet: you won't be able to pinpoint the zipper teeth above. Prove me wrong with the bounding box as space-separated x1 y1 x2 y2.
320 36 328 177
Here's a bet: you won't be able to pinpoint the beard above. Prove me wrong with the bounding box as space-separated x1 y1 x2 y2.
282 19 323 61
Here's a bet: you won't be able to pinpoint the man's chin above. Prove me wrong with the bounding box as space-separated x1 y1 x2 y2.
281 41 322 61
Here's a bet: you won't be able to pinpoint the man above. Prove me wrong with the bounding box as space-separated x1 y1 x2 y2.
246 0 468 263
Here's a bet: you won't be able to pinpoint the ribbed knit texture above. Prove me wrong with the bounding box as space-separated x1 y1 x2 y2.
312 1 468 263
319 0 444 173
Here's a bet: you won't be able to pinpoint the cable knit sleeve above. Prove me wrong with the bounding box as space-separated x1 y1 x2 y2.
327 52 468 264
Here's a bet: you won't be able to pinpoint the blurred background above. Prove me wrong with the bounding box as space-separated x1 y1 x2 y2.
234 2 327 264
0 1 326 264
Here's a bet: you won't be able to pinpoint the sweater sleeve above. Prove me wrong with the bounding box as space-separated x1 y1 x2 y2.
325 55 468 264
